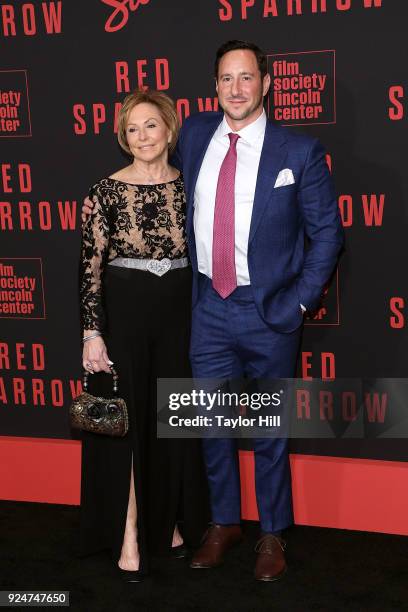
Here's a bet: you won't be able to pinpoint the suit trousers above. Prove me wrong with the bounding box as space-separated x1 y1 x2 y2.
189 274 302 533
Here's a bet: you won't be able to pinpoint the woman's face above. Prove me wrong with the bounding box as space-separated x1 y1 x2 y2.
125 102 171 164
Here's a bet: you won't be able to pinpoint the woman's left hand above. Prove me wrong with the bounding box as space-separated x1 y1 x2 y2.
83 336 113 373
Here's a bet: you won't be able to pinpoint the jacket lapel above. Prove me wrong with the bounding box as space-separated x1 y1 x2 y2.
249 121 288 245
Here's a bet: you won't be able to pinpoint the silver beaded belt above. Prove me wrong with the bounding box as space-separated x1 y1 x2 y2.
108 257 190 277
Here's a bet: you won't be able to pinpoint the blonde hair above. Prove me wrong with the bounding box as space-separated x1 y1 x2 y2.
117 89 179 155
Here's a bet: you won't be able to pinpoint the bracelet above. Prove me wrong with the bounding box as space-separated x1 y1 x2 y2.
83 331 102 343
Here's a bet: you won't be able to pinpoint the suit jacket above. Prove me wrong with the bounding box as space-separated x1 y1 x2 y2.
172 111 344 333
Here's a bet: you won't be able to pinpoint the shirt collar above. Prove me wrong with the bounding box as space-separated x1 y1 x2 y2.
219 109 267 145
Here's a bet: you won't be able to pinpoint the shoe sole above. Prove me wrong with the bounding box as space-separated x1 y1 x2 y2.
190 561 223 569
116 567 144 582
255 566 287 582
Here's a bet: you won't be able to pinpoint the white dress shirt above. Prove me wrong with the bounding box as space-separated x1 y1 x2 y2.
193 110 267 285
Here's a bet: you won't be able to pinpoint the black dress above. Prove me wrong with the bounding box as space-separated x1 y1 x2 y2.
79 175 210 571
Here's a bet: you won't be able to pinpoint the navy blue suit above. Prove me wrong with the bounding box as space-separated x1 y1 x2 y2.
173 112 344 532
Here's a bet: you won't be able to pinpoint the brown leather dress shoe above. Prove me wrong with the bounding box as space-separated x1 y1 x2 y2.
254 534 287 582
190 524 243 568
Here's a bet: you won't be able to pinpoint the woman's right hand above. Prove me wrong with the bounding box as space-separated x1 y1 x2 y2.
82 336 113 373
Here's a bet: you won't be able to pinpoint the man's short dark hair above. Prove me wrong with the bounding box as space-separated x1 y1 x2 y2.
215 40 267 80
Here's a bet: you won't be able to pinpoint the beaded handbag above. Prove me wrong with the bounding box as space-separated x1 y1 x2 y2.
70 367 128 437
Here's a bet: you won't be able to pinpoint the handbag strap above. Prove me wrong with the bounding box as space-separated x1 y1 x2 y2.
83 366 119 396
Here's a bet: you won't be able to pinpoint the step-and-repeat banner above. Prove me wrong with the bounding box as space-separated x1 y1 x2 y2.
1 0 407 461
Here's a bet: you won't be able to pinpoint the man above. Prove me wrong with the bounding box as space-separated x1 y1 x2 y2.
83 40 344 581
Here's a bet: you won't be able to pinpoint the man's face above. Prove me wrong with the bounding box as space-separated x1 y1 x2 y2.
216 49 271 128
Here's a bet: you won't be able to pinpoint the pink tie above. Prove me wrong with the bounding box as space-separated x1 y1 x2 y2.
212 132 239 298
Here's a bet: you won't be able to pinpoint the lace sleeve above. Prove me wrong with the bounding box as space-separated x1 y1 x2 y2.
80 184 111 331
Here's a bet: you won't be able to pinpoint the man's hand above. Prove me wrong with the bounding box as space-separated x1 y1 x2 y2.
82 336 113 373
82 196 94 224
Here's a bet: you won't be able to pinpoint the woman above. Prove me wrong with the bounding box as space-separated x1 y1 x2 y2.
79 89 209 581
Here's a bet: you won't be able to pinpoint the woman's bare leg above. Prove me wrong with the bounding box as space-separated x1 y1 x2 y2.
172 524 184 547
118 459 140 570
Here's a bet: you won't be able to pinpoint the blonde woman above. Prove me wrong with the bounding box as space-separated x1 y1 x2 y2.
79 90 209 582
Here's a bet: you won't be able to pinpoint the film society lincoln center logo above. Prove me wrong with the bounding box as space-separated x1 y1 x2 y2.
0 69 31 137
0 259 45 319
267 50 336 126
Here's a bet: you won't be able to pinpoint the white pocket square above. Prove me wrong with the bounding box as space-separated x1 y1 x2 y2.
274 168 295 188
